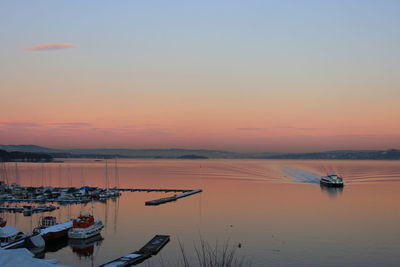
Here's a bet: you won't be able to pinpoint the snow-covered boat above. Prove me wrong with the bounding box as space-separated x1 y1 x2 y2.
0 225 27 249
33 216 73 241
68 214 104 239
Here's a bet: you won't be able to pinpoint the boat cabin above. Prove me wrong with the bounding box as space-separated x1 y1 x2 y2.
0 226 24 246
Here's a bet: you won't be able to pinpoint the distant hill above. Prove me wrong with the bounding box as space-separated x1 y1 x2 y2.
0 149 53 162
256 149 400 160
0 145 399 160
0 145 61 153
177 154 208 159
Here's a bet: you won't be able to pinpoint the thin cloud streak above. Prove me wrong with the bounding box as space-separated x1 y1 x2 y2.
23 43 78 51
47 122 92 128
237 128 265 131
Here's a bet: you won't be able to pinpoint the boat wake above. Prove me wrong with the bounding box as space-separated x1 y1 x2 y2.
282 167 320 184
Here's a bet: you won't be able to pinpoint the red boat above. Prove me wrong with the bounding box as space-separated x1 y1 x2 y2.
33 216 73 241
68 213 104 239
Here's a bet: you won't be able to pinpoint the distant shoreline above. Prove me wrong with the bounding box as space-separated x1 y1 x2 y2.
1 145 399 161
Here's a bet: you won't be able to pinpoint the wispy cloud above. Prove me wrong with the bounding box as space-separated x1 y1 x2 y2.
23 43 78 51
237 128 265 131
274 126 316 130
47 122 91 129
237 126 316 131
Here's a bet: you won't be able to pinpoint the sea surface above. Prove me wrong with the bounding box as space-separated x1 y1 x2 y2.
2 159 400 267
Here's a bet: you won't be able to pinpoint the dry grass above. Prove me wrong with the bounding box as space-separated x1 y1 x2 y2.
148 237 251 267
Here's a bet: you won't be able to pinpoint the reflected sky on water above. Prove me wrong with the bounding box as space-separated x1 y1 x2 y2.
1 159 400 266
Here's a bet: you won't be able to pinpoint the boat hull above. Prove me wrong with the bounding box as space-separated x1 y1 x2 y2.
320 180 344 187
68 221 104 239
42 228 70 241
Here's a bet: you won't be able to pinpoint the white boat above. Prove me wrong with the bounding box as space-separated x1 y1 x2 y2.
320 173 344 187
0 225 27 249
68 214 104 239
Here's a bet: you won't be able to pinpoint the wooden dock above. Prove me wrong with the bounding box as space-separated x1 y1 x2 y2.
117 188 191 193
100 235 170 267
145 189 202 206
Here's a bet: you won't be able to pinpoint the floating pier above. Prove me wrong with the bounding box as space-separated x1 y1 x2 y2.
0 205 58 214
117 188 191 193
100 235 170 267
145 189 202 206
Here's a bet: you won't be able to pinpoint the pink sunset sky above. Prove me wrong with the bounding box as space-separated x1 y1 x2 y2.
1 1 399 152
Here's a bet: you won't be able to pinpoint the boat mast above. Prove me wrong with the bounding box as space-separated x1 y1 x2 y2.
1 162 9 185
41 163 44 187
58 164 62 187
114 157 119 189
14 162 20 185
105 159 109 190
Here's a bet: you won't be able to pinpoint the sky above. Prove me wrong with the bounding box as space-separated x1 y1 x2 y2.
1 0 400 152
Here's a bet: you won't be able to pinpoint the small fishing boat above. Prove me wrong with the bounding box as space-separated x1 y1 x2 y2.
68 213 104 239
33 216 73 241
320 173 344 187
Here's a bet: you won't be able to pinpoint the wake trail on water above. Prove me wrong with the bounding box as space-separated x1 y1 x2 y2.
282 167 321 184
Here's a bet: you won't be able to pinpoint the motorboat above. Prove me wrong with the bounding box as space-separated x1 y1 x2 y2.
0 225 27 249
33 216 73 241
68 213 104 239
320 173 344 187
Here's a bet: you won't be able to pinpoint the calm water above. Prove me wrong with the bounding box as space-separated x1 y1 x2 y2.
2 159 400 267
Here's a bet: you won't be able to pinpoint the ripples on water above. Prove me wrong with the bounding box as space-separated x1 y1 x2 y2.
1 159 400 267
281 167 321 184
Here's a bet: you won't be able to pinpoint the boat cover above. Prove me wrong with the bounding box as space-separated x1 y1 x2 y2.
0 226 19 238
39 220 73 235
0 248 71 267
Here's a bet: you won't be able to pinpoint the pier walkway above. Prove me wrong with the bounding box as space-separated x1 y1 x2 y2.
100 235 170 267
145 189 202 205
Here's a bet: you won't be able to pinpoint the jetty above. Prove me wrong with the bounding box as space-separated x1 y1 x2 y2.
100 235 170 267
145 189 202 206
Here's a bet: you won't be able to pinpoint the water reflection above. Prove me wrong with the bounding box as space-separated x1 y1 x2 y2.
45 237 69 253
320 184 344 198
69 234 103 258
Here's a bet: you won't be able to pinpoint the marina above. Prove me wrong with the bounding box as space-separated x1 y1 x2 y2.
0 182 202 207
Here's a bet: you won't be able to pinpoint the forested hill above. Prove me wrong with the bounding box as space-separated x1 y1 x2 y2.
0 149 53 162
0 145 400 160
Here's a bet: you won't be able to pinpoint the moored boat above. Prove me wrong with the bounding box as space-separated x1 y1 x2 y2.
0 225 27 249
33 216 73 241
68 213 104 239
320 173 344 187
